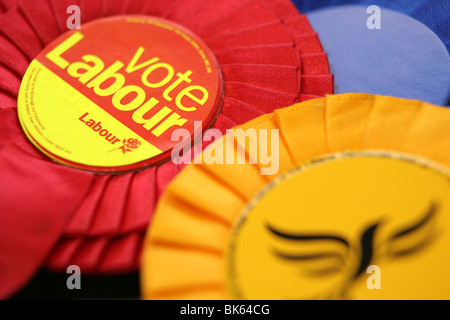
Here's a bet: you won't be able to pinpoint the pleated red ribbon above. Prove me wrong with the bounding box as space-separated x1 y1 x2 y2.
0 0 333 298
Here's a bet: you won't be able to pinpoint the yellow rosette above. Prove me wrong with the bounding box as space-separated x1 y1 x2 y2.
141 93 450 300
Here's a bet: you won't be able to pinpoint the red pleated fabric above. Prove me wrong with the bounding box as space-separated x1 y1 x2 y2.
0 0 333 297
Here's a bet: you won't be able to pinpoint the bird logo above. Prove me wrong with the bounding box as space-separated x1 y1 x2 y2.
267 202 440 299
226 153 450 300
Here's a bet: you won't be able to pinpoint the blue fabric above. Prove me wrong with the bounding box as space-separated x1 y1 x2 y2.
306 6 450 105
293 0 450 53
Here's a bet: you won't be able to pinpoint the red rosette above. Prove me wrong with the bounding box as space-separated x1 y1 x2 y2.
0 0 333 298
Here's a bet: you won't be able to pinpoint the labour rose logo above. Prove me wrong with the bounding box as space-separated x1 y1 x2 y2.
110 138 142 154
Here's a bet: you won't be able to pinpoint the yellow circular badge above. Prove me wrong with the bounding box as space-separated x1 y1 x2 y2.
227 152 450 300
141 94 450 300
17 16 223 173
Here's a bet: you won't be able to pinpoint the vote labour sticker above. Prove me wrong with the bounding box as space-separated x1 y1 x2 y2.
17 16 223 172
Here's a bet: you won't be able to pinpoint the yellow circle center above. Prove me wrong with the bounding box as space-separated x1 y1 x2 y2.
226 152 450 299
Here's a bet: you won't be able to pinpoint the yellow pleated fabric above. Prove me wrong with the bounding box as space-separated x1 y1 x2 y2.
141 93 450 299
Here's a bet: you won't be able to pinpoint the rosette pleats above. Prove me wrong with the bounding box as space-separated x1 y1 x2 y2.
0 0 333 294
